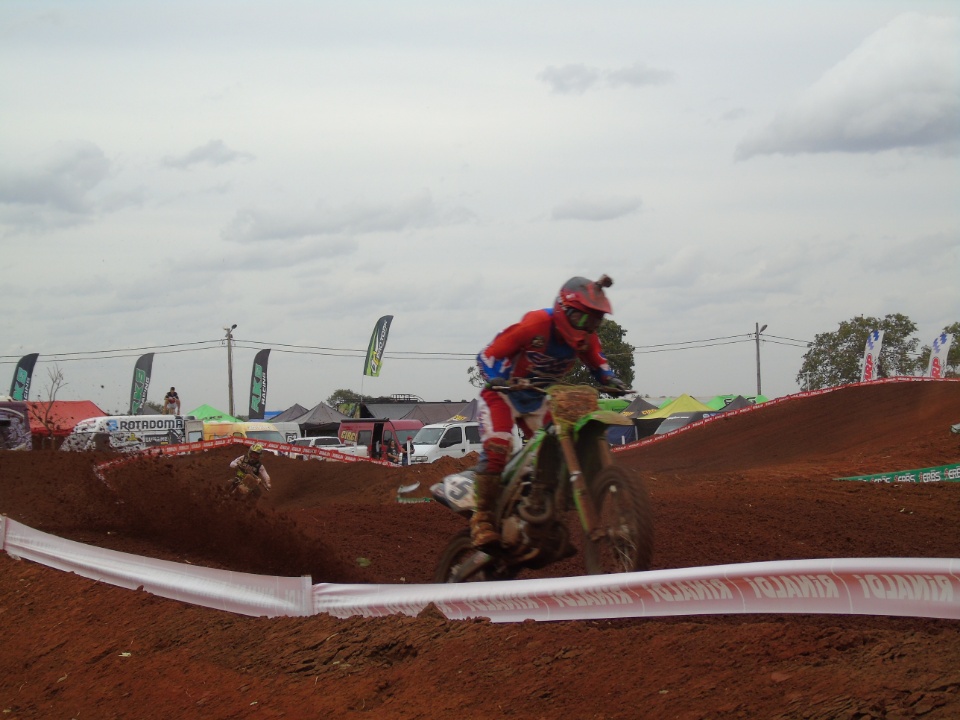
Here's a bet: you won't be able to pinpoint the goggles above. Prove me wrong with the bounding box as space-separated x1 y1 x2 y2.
565 307 603 333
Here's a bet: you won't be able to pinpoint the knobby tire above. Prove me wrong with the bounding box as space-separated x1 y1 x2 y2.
582 465 654 574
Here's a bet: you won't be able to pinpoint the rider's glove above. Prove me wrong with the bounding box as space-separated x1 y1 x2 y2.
602 377 629 396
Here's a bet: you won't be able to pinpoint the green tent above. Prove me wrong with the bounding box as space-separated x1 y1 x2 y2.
186 404 241 422
598 397 630 413
705 394 769 410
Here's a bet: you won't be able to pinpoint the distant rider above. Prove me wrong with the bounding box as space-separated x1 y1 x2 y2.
471 275 628 548
229 443 272 496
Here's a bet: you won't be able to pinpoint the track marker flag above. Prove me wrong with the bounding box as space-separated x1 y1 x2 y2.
363 315 393 377
927 332 954 378
860 329 884 382
128 353 155 415
248 349 270 420
9 353 39 401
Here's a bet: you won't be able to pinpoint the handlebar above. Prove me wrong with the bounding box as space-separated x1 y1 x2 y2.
485 377 634 397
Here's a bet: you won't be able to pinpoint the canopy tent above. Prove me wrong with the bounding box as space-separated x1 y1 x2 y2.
598 397 630 413
269 403 309 423
607 423 639 446
641 394 712 420
448 399 479 422
25 400 105 437
630 394 713 440
654 411 718 436
402 402 470 425
362 403 418 420
619 396 658 418
186 404 241 422
293 402 352 435
705 394 768 411
715 395 757 413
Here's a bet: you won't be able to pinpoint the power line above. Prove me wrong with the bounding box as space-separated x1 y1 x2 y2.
1 331 814 366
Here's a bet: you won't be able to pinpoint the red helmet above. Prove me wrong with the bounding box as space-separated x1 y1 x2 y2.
553 275 613 348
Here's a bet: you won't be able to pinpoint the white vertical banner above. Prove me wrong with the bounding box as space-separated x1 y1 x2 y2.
860 329 885 382
927 332 954 378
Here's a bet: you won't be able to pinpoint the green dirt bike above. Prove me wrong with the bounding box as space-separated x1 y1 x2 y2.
431 381 654 582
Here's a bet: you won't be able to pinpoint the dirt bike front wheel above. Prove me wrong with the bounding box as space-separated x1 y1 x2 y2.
582 465 654 574
433 530 517 583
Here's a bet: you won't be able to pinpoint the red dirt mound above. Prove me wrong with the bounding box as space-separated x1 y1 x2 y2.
1 380 959 719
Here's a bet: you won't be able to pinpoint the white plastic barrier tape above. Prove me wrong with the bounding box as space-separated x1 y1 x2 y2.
94 437 392 483
3 517 958 623
312 557 960 623
1 517 312 618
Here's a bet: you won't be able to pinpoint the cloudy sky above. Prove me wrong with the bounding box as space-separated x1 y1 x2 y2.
2 1 958 415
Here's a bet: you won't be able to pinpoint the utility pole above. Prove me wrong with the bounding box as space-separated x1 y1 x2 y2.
755 322 767 396
224 324 237 417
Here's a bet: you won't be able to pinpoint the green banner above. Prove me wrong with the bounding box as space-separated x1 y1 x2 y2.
363 315 393 377
836 462 960 484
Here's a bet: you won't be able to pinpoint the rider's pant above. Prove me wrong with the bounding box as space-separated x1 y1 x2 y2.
476 388 549 474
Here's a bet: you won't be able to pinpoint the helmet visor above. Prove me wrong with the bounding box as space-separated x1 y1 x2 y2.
565 307 603 333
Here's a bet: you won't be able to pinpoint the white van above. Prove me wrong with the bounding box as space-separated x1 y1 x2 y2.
289 435 368 460
409 421 483 464
61 415 185 453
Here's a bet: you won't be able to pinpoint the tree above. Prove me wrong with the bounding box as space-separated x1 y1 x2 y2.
796 314 920 390
915 322 960 378
464 318 637 392
562 319 636 390
326 388 362 406
28 365 66 449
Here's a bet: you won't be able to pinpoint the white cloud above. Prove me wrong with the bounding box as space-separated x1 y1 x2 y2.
162 140 254 169
551 195 642 222
221 191 476 243
0 141 109 215
538 62 673 95
737 13 960 159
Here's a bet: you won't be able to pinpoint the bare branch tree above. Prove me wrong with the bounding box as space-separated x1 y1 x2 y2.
28 366 67 449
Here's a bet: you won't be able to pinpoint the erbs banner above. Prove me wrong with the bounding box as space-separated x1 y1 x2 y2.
363 315 393 377
9 353 39 401
927 332 954 378
248 348 270 420
128 353 154 415
860 329 884 382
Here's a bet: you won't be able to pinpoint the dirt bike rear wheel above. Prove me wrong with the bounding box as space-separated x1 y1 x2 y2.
583 465 654 574
433 530 516 583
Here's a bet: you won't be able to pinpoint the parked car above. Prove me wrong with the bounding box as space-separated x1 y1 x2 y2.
408 421 482 464
337 418 422 461
289 435 367 459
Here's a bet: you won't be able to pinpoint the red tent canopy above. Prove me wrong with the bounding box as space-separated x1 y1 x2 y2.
25 400 105 437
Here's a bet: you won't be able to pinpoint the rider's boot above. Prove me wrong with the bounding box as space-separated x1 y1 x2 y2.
470 472 501 548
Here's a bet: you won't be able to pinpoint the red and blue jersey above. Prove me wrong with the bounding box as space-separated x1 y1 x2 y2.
477 308 615 411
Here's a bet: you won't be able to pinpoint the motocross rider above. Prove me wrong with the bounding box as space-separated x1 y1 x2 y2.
472 275 628 548
228 443 272 495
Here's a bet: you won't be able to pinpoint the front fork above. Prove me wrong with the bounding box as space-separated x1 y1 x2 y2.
557 429 612 542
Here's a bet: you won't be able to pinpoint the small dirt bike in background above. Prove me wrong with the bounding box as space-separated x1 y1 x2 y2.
431 380 654 583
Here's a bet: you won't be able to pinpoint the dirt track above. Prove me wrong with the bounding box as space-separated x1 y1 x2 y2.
1 380 959 719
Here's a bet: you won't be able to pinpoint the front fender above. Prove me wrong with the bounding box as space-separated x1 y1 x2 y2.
573 410 633 437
